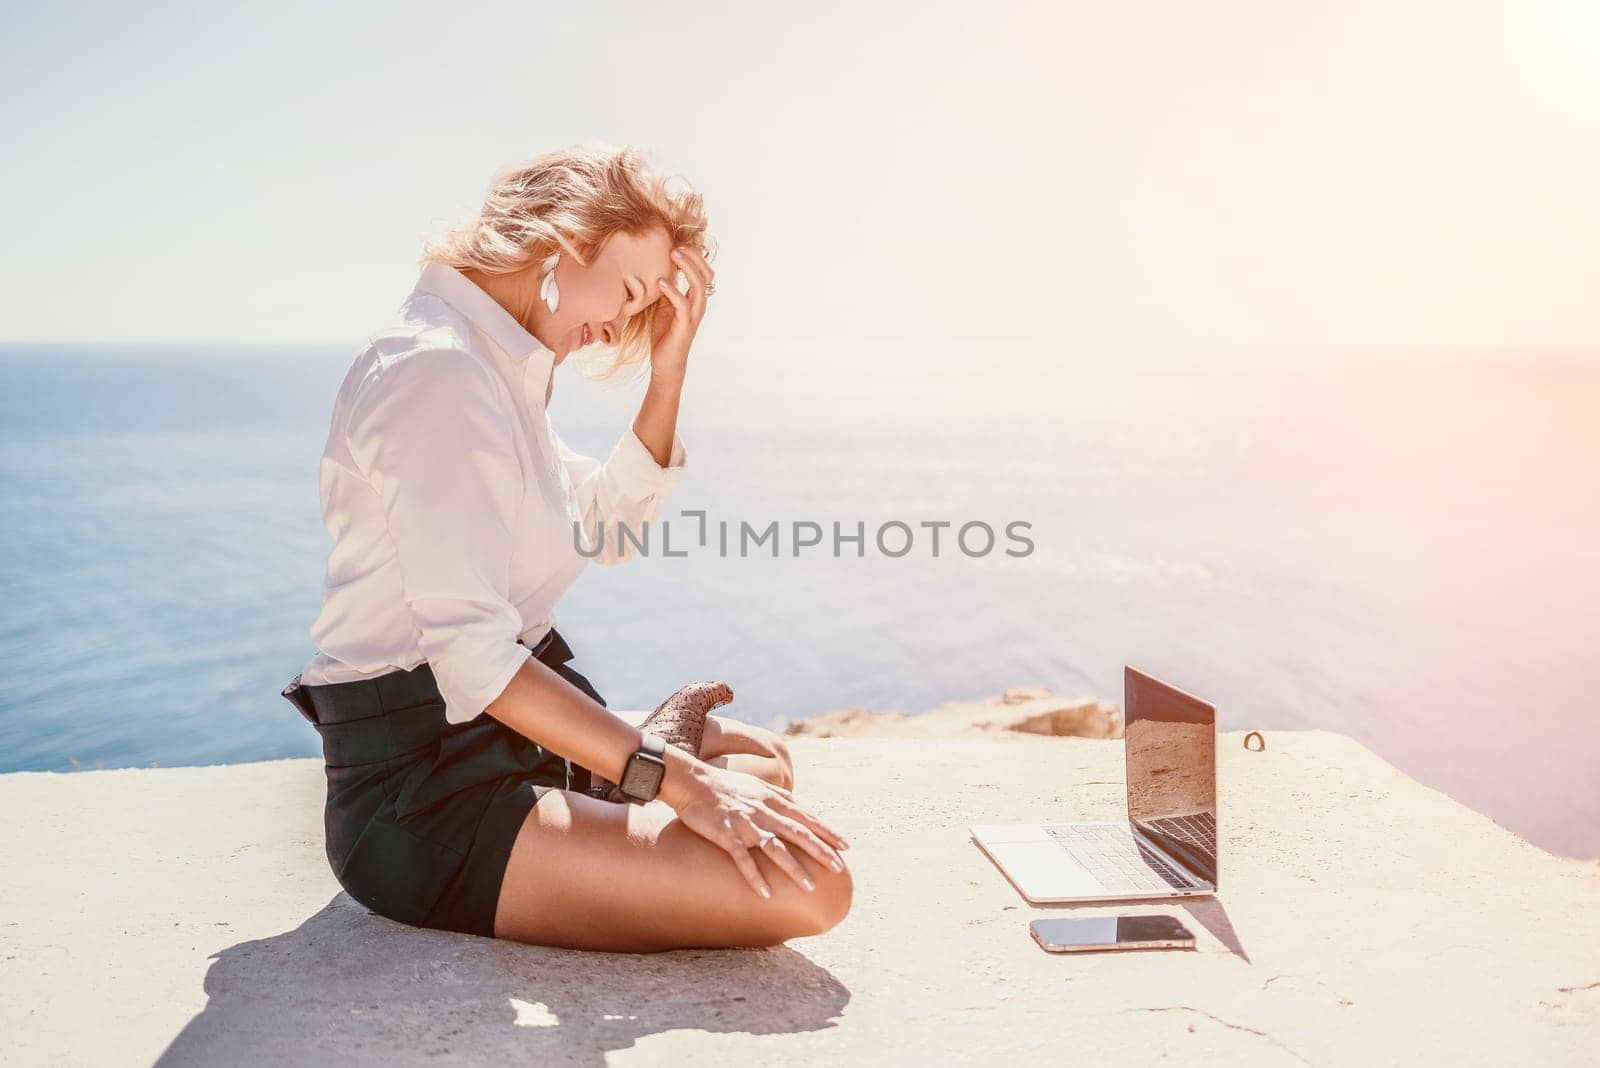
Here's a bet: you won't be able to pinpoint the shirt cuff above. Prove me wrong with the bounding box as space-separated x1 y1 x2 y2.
439 638 533 725
605 427 687 503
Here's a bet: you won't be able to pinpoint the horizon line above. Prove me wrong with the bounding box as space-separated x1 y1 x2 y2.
1 338 1597 358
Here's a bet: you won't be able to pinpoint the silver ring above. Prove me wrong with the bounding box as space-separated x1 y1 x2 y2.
754 830 776 848
705 281 717 296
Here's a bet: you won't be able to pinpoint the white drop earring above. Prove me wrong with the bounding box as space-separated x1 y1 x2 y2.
539 252 560 313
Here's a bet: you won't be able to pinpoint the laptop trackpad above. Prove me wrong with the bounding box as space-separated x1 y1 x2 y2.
991 841 1104 899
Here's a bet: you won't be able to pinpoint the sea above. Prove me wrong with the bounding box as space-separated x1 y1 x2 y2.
2 341 1595 858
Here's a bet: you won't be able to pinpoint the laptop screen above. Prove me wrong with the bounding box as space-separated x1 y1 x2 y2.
1124 666 1219 886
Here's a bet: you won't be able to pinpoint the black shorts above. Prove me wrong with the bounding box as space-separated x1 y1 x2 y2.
279 628 603 938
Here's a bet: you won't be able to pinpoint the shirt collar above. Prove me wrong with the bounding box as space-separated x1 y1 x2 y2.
412 261 556 386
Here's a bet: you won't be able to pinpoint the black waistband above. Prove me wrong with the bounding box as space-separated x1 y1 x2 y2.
280 628 570 732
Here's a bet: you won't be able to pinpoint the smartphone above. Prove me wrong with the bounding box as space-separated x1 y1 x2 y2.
1030 914 1196 953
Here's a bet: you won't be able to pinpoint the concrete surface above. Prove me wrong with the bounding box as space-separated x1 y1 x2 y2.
3 728 1598 1066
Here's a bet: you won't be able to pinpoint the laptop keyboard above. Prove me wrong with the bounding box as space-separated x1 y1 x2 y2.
1042 823 1199 893
1144 812 1218 865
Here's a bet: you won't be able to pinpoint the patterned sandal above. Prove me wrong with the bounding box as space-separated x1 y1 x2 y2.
589 681 735 803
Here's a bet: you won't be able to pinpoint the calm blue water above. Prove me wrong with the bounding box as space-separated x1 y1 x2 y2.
2 342 1596 857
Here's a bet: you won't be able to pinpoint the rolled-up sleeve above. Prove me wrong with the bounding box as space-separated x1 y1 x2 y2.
555 426 687 565
345 347 530 725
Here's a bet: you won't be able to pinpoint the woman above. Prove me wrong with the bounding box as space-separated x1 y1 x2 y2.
279 143 852 951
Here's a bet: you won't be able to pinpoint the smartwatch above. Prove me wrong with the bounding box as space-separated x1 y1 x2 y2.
617 733 668 803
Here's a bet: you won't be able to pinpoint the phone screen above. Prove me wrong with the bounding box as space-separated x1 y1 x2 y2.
1030 914 1194 951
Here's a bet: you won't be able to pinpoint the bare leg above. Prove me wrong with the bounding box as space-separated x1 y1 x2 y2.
698 714 795 790
492 787 852 951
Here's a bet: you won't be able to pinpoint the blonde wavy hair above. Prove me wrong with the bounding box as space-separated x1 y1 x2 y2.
419 141 714 381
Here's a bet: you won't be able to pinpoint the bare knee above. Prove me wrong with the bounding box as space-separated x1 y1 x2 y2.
766 732 795 791
776 849 855 939
719 833 855 947
706 717 797 792
798 860 853 935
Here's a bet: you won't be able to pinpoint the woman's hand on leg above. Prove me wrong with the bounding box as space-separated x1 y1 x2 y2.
664 762 848 899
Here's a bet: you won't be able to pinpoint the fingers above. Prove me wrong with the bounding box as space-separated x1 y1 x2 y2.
768 790 851 854
717 815 773 899
671 245 714 291
763 809 847 875
655 275 688 317
747 824 817 893
735 770 849 854
669 246 713 320
716 805 847 899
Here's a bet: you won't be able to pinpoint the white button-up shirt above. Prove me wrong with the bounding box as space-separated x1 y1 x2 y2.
297 261 687 724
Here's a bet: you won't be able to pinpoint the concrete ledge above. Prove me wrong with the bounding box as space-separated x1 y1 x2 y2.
3 728 1597 1065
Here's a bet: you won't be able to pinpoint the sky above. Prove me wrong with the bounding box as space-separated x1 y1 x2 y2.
1 1 1596 365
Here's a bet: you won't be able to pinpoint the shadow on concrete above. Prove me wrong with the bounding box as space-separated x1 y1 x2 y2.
1180 898 1250 963
155 892 851 1066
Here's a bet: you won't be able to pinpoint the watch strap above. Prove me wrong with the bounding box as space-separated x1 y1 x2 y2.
619 732 668 802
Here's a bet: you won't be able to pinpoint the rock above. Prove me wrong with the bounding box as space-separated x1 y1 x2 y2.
786 690 1125 739
783 707 913 738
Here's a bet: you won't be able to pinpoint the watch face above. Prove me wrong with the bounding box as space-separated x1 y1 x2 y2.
620 754 666 801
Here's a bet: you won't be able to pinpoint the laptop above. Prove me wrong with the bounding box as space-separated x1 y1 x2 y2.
969 666 1219 903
